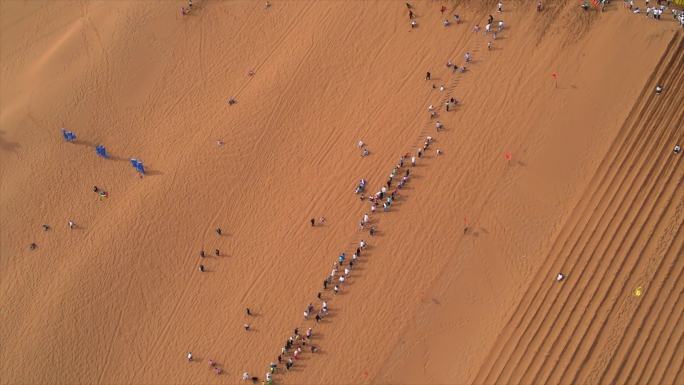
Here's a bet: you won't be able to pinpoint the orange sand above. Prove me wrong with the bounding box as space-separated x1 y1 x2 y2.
1 1 682 384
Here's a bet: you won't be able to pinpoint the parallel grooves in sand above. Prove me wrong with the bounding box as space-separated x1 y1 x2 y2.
472 30 683 385
471 30 682 385
529 58 684 385
627 235 684 385
503 65 683 385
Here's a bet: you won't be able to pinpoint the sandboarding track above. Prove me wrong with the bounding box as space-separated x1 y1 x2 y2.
472 31 683 385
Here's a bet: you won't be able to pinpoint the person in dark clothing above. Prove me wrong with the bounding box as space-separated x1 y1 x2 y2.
215 249 220 256
310 218 315 226
215 227 222 235
200 250 205 258
426 71 431 80
246 308 252 316
199 264 205 272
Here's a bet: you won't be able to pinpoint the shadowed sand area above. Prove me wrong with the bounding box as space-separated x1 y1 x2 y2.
1 1 682 384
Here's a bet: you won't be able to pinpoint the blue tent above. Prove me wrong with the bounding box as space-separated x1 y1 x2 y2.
130 158 145 175
61 128 76 142
96 145 109 158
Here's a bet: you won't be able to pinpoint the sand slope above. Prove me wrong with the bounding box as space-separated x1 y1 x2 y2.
0 1 681 384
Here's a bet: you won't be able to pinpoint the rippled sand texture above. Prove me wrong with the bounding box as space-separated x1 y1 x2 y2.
1 1 682 384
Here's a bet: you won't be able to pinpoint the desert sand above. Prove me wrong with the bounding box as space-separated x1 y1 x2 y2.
1 1 682 384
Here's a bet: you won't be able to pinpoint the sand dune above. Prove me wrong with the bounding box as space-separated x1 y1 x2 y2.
1 1 682 384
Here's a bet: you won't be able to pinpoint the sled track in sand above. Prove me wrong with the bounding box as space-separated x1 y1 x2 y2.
472 31 684 385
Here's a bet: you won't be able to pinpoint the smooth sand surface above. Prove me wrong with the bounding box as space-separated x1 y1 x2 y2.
1 1 682 384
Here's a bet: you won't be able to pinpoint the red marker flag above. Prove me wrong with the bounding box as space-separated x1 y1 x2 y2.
552 72 558 88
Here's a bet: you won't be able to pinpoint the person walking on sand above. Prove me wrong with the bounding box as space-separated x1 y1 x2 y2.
311 218 315 226
200 250 206 258
426 71 431 80
244 323 251 331
497 1 503 12
246 307 252 316
187 352 193 362
199 264 205 272
242 372 250 381
216 227 222 235
556 273 565 282
68 220 75 229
